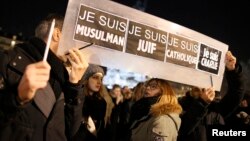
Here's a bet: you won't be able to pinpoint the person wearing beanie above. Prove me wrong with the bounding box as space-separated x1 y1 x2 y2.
82 64 105 81
74 64 114 141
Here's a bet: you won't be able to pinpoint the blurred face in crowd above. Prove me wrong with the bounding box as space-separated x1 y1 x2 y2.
122 86 129 94
113 87 122 98
190 87 202 99
144 80 162 98
122 86 132 99
240 99 248 107
88 73 103 93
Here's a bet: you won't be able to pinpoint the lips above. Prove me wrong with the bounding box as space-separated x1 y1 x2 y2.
145 92 149 96
96 85 101 89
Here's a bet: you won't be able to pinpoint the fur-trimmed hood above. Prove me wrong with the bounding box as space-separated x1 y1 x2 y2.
150 103 182 117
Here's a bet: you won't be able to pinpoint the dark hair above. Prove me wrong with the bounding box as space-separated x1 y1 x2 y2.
35 13 64 40
243 93 250 104
112 84 121 90
132 82 145 101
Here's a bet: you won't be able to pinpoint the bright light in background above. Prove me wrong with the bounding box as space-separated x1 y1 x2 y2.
103 67 148 89
102 67 192 96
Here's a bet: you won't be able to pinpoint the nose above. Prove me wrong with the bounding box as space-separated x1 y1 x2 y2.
97 78 102 84
145 86 151 91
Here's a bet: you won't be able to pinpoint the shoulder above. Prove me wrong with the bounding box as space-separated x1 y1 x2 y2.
8 45 35 72
0 46 35 85
151 114 181 134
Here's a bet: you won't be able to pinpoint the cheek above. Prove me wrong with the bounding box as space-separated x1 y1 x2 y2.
151 89 161 96
88 80 99 91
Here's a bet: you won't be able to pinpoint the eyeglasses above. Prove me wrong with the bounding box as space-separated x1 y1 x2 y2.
145 81 159 90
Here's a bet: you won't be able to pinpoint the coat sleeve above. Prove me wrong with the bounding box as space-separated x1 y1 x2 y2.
150 115 180 141
178 97 209 137
0 50 34 141
63 82 85 140
218 63 245 118
0 50 24 117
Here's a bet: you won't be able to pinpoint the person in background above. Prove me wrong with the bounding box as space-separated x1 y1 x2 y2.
122 86 132 100
107 84 124 141
119 82 145 141
120 85 133 125
73 64 113 141
225 94 250 126
130 78 182 141
132 82 145 102
178 51 245 141
110 84 124 105
115 86 133 141
0 13 88 141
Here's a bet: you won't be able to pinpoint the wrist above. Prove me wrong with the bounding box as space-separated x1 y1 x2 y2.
69 77 80 84
198 97 210 106
16 95 28 106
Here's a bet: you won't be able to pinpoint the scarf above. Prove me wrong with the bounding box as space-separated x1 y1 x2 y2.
129 96 160 126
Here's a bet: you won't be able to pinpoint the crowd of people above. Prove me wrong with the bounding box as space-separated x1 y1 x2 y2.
0 13 249 141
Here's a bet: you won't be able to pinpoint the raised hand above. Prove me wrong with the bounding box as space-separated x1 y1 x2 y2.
66 48 89 84
225 51 236 71
17 61 51 105
200 87 215 103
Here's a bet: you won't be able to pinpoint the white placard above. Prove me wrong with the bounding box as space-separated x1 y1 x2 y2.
58 0 228 91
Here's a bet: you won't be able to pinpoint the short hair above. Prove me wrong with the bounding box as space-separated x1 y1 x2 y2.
112 84 121 90
35 13 64 40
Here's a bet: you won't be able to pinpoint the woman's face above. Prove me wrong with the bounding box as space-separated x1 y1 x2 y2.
240 99 248 107
113 87 122 98
88 72 103 92
144 80 161 97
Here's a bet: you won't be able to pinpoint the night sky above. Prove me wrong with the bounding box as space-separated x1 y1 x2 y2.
1 0 249 62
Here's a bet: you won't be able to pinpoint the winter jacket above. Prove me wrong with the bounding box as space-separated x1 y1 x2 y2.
178 63 245 141
130 101 181 141
131 114 181 141
0 37 84 141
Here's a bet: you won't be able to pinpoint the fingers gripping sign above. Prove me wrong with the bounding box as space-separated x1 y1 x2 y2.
66 48 89 84
225 51 236 71
200 87 215 103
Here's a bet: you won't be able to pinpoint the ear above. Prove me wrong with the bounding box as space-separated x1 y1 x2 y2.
52 28 61 42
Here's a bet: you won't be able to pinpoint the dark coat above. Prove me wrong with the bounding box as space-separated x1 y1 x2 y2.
0 38 84 141
73 93 107 141
178 63 245 141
